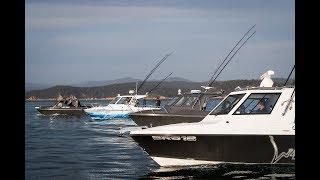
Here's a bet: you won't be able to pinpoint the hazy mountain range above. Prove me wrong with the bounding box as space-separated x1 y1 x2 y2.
26 77 195 91
25 77 294 99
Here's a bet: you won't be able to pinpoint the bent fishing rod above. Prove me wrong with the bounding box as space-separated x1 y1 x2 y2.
147 72 173 94
208 30 256 88
283 65 295 86
194 26 256 109
136 52 174 93
206 24 256 88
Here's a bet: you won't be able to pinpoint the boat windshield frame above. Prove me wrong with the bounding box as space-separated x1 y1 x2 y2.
173 94 200 107
109 97 121 104
209 93 245 115
166 96 180 106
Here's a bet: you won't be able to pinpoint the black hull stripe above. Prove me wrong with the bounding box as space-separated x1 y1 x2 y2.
132 135 295 164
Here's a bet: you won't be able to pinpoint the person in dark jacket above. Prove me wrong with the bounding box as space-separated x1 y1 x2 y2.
155 97 161 107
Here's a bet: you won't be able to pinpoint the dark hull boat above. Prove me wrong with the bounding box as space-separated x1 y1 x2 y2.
35 95 92 117
35 106 88 117
129 91 223 128
130 111 205 128
130 72 295 166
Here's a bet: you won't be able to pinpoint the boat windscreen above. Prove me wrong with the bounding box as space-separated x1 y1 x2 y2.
110 97 121 104
174 96 199 107
116 97 132 104
166 97 180 106
210 94 245 115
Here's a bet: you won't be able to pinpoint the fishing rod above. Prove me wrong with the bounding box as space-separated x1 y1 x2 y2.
206 24 256 88
147 72 173 94
283 65 295 86
194 26 256 110
208 30 256 87
136 52 174 93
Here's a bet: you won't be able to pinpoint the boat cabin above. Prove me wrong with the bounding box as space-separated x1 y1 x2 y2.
109 94 147 106
165 89 223 111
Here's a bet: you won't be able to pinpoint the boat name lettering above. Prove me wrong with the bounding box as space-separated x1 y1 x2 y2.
152 136 197 141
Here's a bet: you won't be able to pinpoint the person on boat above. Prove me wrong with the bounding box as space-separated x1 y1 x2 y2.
155 97 161 107
142 99 147 106
126 97 132 104
55 95 65 107
253 100 268 114
66 96 73 106
201 99 207 111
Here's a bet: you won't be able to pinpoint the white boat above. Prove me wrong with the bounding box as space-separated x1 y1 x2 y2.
84 91 161 120
130 70 295 166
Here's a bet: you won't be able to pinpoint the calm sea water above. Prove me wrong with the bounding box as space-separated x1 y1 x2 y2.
25 100 295 179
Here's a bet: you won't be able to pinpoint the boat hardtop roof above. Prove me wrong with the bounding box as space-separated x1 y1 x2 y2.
229 86 295 95
117 94 147 99
182 89 224 96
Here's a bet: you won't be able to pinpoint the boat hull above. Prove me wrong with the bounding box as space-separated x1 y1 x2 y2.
131 134 295 166
36 108 86 117
84 105 161 120
86 111 130 120
129 113 205 127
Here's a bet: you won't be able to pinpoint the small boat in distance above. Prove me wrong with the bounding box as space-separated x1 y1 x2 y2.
35 95 92 117
130 70 295 167
84 52 173 120
84 90 161 120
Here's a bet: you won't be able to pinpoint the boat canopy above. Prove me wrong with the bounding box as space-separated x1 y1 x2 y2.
110 94 147 105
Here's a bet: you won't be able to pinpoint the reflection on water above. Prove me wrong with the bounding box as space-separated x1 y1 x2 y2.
26 100 295 179
143 164 295 179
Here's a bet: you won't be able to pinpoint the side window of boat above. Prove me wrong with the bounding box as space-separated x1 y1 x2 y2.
166 97 179 106
109 97 120 104
175 96 187 106
117 97 129 104
184 96 198 106
233 93 281 115
210 94 245 115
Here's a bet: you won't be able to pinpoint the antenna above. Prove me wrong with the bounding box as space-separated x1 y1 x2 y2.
193 25 256 109
208 30 256 88
147 72 173 94
136 52 174 93
206 25 256 89
283 65 295 86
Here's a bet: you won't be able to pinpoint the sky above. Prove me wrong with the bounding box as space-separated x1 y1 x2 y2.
26 0 295 85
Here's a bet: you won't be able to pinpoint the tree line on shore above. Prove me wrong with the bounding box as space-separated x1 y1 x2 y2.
25 78 294 100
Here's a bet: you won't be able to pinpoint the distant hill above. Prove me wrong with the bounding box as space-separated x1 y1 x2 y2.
25 78 294 99
162 77 194 82
26 77 195 90
69 77 140 87
25 82 52 91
